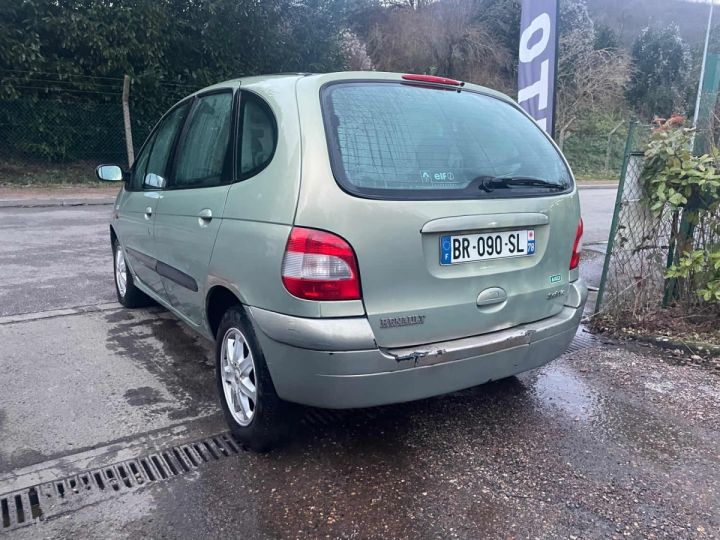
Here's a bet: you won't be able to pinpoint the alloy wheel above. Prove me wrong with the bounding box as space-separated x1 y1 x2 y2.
220 327 257 426
115 245 127 297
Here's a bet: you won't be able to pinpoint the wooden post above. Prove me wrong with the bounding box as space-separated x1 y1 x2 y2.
604 120 624 176
122 75 134 168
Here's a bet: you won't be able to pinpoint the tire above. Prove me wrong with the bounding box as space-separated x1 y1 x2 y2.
215 305 292 452
112 239 153 308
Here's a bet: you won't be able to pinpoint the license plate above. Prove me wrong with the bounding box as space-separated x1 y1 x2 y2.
440 230 535 265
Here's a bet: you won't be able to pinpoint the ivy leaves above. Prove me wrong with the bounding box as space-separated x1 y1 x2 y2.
666 250 720 303
642 123 720 305
643 127 720 215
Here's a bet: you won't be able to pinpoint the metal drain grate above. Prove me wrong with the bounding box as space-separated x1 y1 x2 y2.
1 489 42 530
0 432 241 532
566 325 601 353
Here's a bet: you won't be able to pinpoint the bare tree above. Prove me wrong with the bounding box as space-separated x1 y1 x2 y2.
383 0 436 9
366 0 513 91
556 33 631 149
340 29 374 71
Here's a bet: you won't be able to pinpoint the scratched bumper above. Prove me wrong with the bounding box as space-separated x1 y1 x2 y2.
250 281 587 409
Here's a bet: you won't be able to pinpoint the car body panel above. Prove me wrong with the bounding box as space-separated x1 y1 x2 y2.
153 185 231 325
294 72 580 348
208 75 366 321
114 189 165 296
252 298 584 408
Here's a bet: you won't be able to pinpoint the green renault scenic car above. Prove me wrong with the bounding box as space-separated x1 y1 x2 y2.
97 71 587 451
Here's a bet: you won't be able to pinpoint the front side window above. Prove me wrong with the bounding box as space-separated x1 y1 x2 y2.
174 92 233 189
130 131 155 190
141 102 190 189
321 82 573 200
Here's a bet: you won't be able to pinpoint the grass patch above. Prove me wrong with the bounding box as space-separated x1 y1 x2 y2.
576 173 619 182
0 160 106 187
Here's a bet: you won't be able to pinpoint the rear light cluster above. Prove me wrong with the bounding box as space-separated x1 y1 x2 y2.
569 218 584 270
282 227 361 301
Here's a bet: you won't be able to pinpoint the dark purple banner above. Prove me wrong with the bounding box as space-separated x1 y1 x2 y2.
518 0 558 136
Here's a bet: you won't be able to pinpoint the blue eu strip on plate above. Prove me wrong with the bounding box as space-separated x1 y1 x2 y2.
440 236 452 265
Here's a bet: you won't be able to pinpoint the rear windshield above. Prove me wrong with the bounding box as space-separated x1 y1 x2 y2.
320 82 573 200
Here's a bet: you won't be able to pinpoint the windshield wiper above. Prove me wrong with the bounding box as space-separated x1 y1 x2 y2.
470 176 566 192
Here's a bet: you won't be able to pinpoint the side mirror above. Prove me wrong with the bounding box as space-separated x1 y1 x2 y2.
96 164 124 182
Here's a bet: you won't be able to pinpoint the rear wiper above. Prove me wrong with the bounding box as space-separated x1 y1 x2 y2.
471 176 566 192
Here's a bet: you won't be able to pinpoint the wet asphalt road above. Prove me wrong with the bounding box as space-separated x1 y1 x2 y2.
579 188 617 249
2 191 719 538
0 205 115 317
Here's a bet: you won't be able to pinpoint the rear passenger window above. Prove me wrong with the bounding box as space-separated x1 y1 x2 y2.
174 92 233 189
238 93 276 178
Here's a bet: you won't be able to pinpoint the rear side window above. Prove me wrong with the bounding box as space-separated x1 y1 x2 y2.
174 92 233 189
237 93 277 178
321 82 572 200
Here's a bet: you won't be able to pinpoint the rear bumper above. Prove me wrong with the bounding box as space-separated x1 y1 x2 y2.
249 279 587 409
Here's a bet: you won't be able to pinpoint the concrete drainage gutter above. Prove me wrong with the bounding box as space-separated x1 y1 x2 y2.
0 198 115 208
0 432 243 532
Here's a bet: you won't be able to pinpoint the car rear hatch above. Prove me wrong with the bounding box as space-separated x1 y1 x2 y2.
293 74 581 348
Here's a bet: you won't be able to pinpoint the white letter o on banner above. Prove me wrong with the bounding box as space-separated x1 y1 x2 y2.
519 13 551 63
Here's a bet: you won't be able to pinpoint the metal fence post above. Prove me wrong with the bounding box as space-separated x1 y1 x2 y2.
122 75 135 168
594 121 637 315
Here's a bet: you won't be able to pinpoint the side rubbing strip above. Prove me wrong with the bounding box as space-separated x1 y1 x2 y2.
155 262 198 292
124 247 198 292
125 247 156 270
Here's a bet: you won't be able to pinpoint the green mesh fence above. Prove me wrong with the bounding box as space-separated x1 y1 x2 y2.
596 146 679 321
0 98 132 163
595 122 720 323
0 96 162 184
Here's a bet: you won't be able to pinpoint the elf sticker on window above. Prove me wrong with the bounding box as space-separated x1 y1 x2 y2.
433 172 455 182
421 171 457 183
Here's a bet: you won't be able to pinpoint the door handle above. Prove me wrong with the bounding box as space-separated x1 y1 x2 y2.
197 208 213 226
144 206 153 219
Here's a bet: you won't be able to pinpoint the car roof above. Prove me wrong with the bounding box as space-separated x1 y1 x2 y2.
190 72 513 105
191 73 309 94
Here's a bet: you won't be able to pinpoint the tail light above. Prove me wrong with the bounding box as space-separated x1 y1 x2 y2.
569 218 584 270
282 227 361 301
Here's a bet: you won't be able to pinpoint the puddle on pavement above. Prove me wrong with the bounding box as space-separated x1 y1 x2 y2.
528 356 698 461
104 309 216 421
531 363 601 422
123 386 168 407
